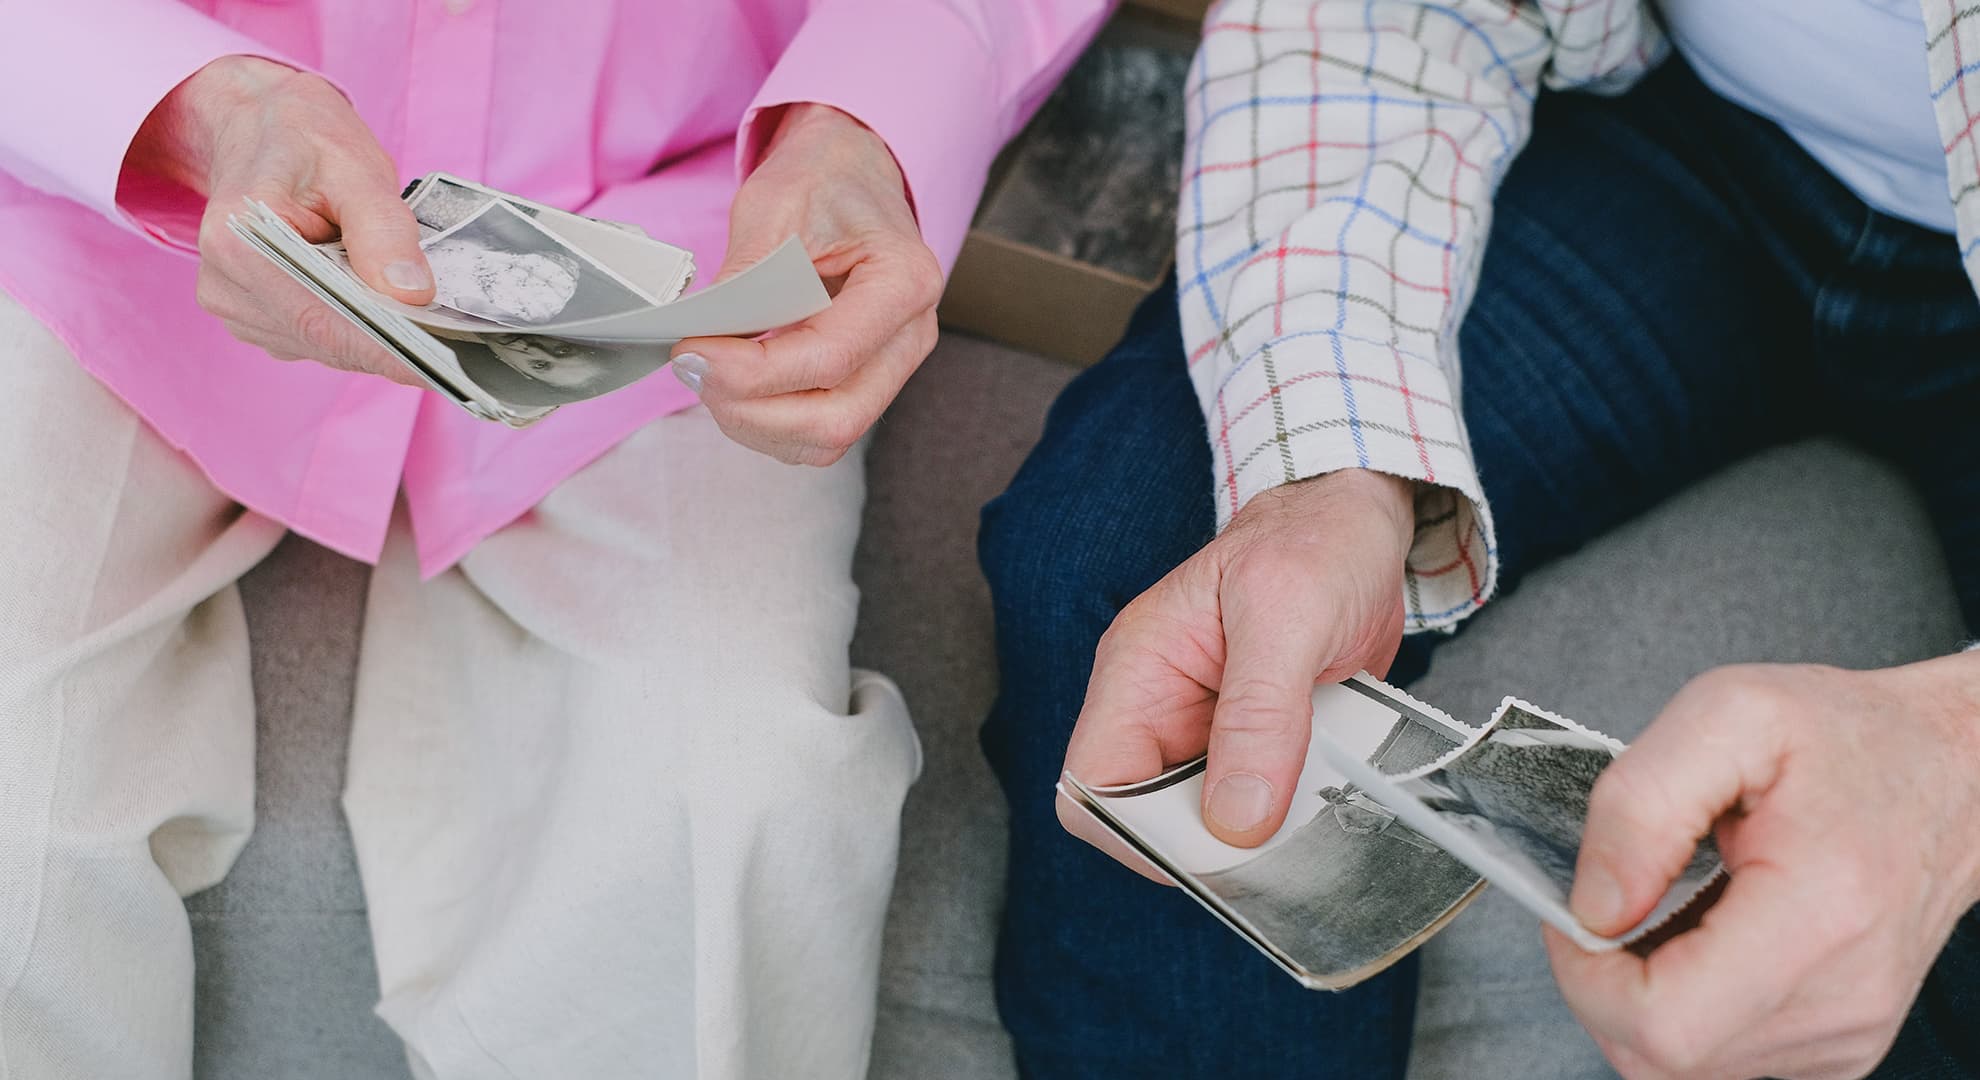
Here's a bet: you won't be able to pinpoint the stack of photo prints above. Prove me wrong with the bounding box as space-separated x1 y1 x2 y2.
229 173 830 427
1061 675 1726 989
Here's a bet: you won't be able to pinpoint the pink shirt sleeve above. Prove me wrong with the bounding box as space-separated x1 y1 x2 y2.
739 0 1116 274
0 0 302 248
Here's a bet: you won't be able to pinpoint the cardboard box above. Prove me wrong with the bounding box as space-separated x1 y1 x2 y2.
938 8 1202 366
941 229 1167 368
1125 0 1214 25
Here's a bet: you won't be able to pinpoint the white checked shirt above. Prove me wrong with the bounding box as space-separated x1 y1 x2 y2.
1181 0 1980 630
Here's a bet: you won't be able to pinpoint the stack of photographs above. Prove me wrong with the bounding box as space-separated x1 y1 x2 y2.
229 173 831 426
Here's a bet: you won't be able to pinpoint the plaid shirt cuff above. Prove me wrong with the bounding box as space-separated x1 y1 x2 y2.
1198 327 1497 630
1177 0 1551 631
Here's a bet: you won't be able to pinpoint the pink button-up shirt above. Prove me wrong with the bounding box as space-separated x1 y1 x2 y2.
0 0 1109 575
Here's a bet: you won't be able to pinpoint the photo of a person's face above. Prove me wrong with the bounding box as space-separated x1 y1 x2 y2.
430 329 664 408
418 200 654 329
424 242 582 326
484 334 613 391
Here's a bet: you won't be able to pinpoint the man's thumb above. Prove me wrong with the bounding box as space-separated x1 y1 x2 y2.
1201 645 1317 848
335 186 434 305
1568 696 1757 935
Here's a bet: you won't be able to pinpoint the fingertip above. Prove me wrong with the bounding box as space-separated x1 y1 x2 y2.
668 336 728 360
1201 694 1311 847
1202 819 1284 849
670 337 718 361
334 184 431 304
1061 717 1168 793
1202 770 1288 847
1568 855 1631 935
670 335 759 369
1542 921 1646 1012
1572 752 1723 936
377 256 435 306
1055 784 1176 885
1540 923 1582 969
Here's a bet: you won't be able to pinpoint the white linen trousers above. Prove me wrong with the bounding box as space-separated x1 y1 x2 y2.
0 293 922 1080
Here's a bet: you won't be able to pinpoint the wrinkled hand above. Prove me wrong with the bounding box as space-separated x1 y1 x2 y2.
128 55 434 382
670 103 942 466
1547 656 1980 1080
1058 470 1417 878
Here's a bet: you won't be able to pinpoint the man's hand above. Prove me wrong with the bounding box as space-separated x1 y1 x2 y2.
669 104 942 466
1057 470 1417 878
1546 656 1980 1080
128 55 434 383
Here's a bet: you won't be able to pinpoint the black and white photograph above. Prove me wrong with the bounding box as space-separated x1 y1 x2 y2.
1394 704 1721 918
429 329 664 407
1192 700 1483 984
420 201 655 328
1342 677 1475 776
1071 678 1489 987
406 174 510 232
1065 678 1730 983
974 20 1193 282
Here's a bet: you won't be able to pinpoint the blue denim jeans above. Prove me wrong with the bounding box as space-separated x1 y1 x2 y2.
979 54 1980 1079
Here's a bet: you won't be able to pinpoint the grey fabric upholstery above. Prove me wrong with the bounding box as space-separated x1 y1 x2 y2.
193 334 1962 1079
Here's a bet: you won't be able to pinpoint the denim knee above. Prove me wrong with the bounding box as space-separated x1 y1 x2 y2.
978 283 1214 792
979 300 1211 629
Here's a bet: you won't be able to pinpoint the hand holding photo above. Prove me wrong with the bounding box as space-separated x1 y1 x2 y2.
226 172 831 425
1307 699 1725 953
1059 676 1488 989
1062 676 1727 990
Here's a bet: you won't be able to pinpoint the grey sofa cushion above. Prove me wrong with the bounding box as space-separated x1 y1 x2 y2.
188 536 402 1079
197 335 1962 1080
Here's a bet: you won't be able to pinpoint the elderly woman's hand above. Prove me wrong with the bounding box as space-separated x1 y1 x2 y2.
128 55 433 383
669 104 944 466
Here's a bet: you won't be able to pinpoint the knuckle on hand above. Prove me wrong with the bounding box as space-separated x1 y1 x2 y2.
906 310 940 358
709 413 794 464
196 215 234 257
1212 678 1306 737
1815 859 1886 947
903 250 944 310
802 408 867 459
1626 1011 1705 1077
1584 759 1659 835
796 443 852 468
290 299 342 351
1861 974 1916 1040
1223 545 1304 594
193 272 229 316
1092 617 1141 667
1683 665 1792 723
810 338 861 388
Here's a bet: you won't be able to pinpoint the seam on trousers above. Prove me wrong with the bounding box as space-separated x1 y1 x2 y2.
450 997 529 1080
0 384 143 1080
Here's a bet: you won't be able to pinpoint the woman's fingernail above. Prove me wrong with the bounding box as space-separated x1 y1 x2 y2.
1207 772 1274 833
672 352 707 393
384 260 432 292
